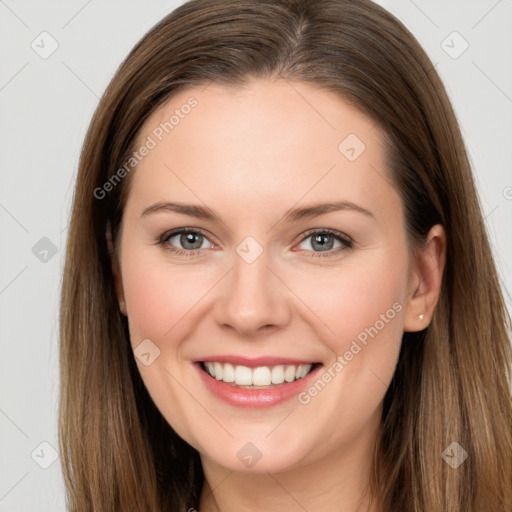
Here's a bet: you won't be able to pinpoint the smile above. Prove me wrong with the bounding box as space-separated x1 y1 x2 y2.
194 359 323 408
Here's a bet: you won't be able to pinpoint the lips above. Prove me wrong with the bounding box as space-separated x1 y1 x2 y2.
193 355 323 408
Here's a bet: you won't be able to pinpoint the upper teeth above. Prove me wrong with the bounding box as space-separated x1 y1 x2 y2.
204 362 313 386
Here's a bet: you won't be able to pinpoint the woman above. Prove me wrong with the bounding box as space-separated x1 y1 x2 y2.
59 0 512 510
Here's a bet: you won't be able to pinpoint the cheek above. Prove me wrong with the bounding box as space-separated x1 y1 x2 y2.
290 253 407 351
289 250 407 410
121 248 213 344
119 249 211 437
287 260 406 447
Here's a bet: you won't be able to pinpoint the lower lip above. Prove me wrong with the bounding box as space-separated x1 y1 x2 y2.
194 362 323 409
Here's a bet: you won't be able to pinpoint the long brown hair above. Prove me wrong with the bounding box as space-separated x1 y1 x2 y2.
59 0 512 510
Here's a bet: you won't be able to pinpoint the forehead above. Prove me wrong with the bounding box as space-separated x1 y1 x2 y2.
139 78 382 155
126 78 398 220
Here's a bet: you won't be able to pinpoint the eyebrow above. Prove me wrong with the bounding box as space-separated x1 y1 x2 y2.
141 200 374 223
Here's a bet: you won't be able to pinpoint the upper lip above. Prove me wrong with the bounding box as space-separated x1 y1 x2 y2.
193 355 320 368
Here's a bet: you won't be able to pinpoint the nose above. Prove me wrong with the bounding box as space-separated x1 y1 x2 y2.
214 245 291 337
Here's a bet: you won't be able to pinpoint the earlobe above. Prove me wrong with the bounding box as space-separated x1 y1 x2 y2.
106 221 127 315
403 224 447 332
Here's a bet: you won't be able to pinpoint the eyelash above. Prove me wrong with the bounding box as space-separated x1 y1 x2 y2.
157 228 353 258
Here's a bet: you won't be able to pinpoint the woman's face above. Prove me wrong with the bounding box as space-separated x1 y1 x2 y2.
113 78 435 474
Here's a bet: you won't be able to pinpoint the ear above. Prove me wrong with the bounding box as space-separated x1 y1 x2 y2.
403 224 446 332
106 221 127 315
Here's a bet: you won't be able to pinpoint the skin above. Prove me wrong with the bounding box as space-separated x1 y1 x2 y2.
110 78 446 512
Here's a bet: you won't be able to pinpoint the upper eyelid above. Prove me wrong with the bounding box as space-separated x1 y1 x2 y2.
161 227 215 244
301 228 352 243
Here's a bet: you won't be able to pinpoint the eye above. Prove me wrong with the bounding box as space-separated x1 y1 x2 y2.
157 227 353 258
158 228 214 257
295 229 353 258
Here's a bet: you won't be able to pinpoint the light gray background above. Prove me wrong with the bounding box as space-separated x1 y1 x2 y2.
1 1 511 510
